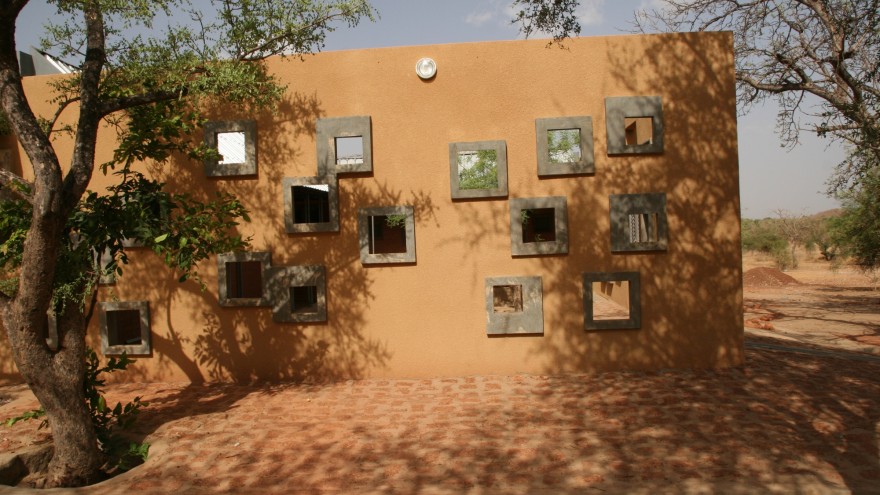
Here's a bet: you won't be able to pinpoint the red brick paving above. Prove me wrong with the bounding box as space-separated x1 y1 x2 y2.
0 334 878 494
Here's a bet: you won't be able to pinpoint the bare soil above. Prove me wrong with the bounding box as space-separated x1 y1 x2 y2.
743 250 880 354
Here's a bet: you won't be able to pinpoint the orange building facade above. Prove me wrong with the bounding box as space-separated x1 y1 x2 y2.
2 32 743 383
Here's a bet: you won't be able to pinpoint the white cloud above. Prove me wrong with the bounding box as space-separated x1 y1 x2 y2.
575 0 606 27
465 10 495 27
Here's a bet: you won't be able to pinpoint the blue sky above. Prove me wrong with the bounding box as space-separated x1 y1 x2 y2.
15 0 844 219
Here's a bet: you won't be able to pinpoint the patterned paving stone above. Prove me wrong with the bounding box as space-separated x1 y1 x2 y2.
0 335 877 493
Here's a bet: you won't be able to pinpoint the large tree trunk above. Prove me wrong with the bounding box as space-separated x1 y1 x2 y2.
3 301 103 487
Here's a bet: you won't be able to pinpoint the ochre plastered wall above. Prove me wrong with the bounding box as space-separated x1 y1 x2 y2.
3 32 743 383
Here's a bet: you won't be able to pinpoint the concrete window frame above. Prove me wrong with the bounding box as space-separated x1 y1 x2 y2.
449 140 509 199
316 116 373 175
358 205 416 265
609 192 668 252
282 176 340 233
605 96 664 155
485 276 544 336
267 265 327 323
217 251 272 307
582 271 641 330
535 116 595 176
95 247 116 285
509 196 569 256
204 120 258 177
99 301 152 356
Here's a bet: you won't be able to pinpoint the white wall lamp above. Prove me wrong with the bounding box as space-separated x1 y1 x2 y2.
415 57 437 80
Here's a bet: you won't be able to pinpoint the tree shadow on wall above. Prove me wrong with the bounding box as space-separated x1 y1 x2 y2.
520 32 877 494
103 90 438 385
120 87 441 383
187 178 438 383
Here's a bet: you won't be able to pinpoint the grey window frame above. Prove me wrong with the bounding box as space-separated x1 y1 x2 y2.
535 116 595 176
204 120 258 177
99 301 152 356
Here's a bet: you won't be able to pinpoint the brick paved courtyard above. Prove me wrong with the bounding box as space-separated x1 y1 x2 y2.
1 334 879 494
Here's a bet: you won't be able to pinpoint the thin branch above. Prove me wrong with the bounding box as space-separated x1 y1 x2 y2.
0 168 34 203
237 12 339 61
46 97 80 135
97 90 180 117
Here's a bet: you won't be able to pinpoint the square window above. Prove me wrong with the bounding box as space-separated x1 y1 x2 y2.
548 129 581 163
107 309 143 346
283 177 340 233
591 281 631 320
493 285 523 313
267 265 327 323
535 116 594 176
218 252 271 307
292 185 331 224
610 193 668 252
290 286 319 314
521 208 557 243
628 212 659 244
509 197 568 256
583 272 641 330
605 96 664 155
226 261 263 299
99 301 151 356
485 276 543 335
457 150 499 190
204 120 257 176
367 215 408 254
449 141 508 199
216 131 246 164
358 206 416 265
317 116 372 175
335 136 364 165
624 117 654 146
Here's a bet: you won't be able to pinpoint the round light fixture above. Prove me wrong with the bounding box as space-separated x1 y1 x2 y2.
415 57 437 80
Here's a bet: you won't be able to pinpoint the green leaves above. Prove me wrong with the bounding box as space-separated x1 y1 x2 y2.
831 165 880 269
82 348 150 472
74 171 251 288
4 408 47 429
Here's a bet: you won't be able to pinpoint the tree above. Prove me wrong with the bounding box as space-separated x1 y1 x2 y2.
773 209 813 269
632 0 880 195
511 0 582 43
831 164 880 269
0 0 374 487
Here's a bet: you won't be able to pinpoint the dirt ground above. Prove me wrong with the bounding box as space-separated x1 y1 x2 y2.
743 250 880 355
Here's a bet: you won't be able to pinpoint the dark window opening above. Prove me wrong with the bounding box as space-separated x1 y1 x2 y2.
368 215 407 254
522 208 556 243
290 286 319 314
107 309 142 346
292 185 331 224
226 261 263 299
493 285 523 313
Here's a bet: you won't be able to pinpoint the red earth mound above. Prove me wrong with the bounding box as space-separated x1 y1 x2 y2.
743 267 801 288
